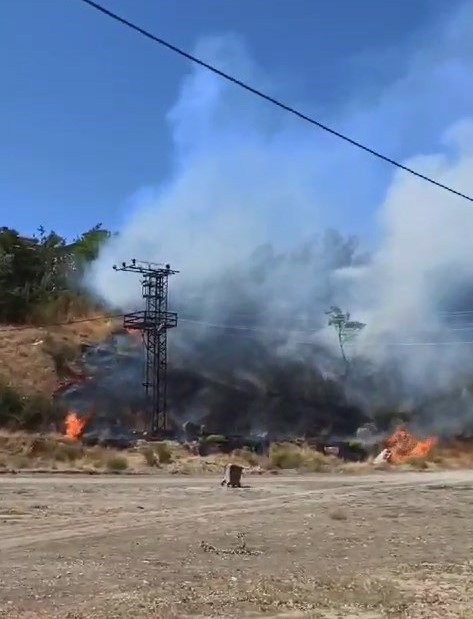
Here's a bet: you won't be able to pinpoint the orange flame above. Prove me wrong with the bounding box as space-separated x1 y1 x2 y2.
385 427 438 464
64 411 89 440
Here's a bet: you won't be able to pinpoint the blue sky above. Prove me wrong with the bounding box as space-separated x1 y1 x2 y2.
0 0 468 241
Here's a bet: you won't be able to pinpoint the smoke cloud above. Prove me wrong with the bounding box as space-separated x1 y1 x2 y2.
87 4 473 437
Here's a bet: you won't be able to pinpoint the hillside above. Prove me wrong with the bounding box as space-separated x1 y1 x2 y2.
0 316 118 397
0 223 114 389
0 223 119 430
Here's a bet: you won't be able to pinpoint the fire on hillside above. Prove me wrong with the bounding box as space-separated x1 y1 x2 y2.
55 333 442 465
64 411 91 440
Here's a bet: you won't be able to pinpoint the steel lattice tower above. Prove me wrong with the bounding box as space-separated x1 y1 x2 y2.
113 260 178 436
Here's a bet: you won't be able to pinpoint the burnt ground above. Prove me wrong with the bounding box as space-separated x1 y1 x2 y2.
0 471 472 619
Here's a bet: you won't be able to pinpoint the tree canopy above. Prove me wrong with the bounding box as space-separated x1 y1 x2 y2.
0 224 111 325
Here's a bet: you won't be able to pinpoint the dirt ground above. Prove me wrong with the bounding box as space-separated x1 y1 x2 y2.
0 470 472 619
0 317 117 396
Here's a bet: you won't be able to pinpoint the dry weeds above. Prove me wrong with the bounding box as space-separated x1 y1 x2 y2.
0 431 136 473
0 432 473 476
200 532 262 556
105 454 129 471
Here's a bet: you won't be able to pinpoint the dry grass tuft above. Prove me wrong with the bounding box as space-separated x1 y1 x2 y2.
405 456 430 470
140 442 182 467
155 442 173 464
268 443 304 469
1 428 473 476
428 442 473 469
0 431 135 473
105 454 129 472
233 448 261 467
141 445 159 467
268 443 335 472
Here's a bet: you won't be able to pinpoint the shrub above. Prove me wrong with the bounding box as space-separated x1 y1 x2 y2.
155 442 172 464
142 446 158 467
105 454 129 472
268 443 333 472
0 382 62 432
205 434 226 444
9 454 30 469
42 335 78 376
269 444 304 469
54 441 84 463
407 457 429 470
25 435 57 458
235 448 260 467
303 450 331 472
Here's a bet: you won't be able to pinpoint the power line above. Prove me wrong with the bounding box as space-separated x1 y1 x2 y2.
1 304 470 334
181 320 473 347
179 318 473 347
372 340 473 348
4 311 473 347
78 0 473 204
0 312 125 333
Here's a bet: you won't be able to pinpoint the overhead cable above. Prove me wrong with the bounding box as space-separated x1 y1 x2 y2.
78 0 473 203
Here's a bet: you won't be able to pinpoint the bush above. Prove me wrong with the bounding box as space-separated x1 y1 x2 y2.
235 448 260 466
268 443 333 472
5 435 84 466
9 454 30 469
407 457 429 470
142 446 158 467
25 435 57 457
0 383 62 432
269 444 304 469
155 442 172 464
53 441 84 463
105 454 129 471
42 335 79 376
303 450 331 472
81 446 108 469
203 434 225 443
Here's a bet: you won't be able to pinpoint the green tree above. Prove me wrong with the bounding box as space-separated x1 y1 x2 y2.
72 223 112 265
0 223 112 325
326 305 365 376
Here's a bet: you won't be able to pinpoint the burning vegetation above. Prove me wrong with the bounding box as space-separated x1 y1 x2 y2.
3 222 473 461
64 411 90 440
53 330 467 470
375 427 438 465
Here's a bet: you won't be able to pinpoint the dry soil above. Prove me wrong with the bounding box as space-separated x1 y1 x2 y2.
0 470 472 619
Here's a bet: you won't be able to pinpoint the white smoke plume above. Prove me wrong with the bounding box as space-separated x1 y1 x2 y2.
88 3 473 433
339 132 473 431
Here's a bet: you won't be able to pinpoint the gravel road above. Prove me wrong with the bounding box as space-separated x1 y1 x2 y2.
0 469 472 618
